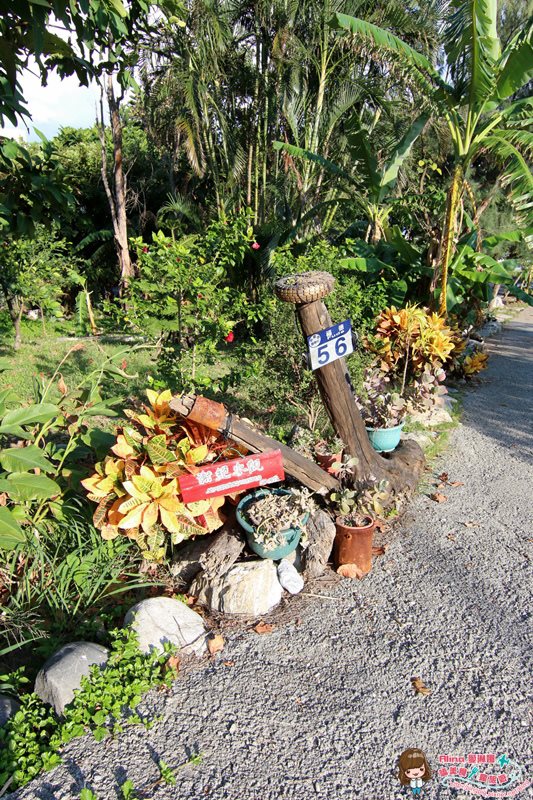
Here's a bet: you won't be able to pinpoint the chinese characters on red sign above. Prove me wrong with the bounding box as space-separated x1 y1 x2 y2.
178 449 285 503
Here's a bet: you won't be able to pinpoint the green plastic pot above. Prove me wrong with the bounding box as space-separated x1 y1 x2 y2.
236 488 309 560
365 422 404 453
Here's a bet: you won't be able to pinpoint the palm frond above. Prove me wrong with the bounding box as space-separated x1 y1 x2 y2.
330 13 438 75
496 21 533 99
158 192 202 229
445 0 501 109
176 116 205 177
273 141 358 187
484 131 533 226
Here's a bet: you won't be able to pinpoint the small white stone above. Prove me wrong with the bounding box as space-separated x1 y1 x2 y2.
277 559 304 594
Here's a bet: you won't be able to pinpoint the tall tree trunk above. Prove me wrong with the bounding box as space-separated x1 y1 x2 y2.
6 294 23 351
100 75 134 290
438 163 464 316
246 140 254 207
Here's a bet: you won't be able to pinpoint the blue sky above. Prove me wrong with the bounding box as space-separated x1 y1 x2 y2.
1 68 104 142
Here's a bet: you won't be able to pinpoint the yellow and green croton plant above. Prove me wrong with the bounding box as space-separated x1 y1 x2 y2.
82 390 242 561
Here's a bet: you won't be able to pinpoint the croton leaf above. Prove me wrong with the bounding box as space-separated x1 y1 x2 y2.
145 434 176 465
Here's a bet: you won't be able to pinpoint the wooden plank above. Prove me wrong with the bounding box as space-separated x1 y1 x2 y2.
169 395 338 494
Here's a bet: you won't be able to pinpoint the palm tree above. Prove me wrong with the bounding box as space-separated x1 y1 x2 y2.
332 2 533 314
274 111 429 241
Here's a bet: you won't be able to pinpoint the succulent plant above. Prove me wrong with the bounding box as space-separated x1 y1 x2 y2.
330 476 392 524
406 365 450 412
356 369 406 428
244 488 316 552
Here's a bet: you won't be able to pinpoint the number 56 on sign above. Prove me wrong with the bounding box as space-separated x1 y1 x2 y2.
307 320 353 371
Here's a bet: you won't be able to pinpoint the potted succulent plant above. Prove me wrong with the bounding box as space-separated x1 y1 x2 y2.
357 372 406 453
330 486 376 576
330 460 391 577
236 487 315 560
314 436 343 474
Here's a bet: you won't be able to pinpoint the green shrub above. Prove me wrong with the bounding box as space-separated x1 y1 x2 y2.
104 212 275 393
271 240 389 334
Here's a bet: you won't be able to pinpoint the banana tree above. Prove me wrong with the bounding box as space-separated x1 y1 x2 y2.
331 2 533 315
273 112 429 242
446 226 533 320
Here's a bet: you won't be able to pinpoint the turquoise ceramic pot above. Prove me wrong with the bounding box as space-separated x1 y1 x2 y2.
236 488 309 560
366 422 404 453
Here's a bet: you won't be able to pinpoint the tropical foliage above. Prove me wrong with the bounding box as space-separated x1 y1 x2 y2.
82 389 246 559
332 1 533 312
0 0 531 692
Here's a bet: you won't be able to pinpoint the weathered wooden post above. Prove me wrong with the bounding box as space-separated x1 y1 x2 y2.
274 271 425 494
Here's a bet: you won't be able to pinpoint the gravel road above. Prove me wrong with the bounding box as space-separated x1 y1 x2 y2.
9 308 532 800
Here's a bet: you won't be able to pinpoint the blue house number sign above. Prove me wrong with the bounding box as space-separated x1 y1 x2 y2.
307 320 353 371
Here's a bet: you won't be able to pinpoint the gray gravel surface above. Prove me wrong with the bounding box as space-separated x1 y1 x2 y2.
8 308 532 800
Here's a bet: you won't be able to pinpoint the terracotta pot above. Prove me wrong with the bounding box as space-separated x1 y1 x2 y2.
334 516 375 575
314 450 343 475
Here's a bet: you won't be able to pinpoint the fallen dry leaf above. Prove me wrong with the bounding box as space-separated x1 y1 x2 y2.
448 481 464 488
430 492 448 503
446 533 456 541
372 545 388 556
337 563 365 579
223 660 235 667
436 482 446 490
164 654 181 675
411 676 432 696
254 621 275 634
438 471 449 482
183 594 197 606
462 520 479 527
374 519 389 532
207 634 224 655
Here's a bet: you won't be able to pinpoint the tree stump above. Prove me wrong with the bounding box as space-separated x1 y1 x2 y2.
274 271 425 496
198 516 245 579
303 509 337 579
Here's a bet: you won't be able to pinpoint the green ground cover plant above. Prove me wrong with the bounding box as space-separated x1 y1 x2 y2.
0 628 177 791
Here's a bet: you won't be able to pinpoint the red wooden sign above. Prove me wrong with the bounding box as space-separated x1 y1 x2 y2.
178 449 285 503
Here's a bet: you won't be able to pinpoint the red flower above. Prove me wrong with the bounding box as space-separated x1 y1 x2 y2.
142 246 149 253
251 242 260 250
197 293 203 299
225 331 234 343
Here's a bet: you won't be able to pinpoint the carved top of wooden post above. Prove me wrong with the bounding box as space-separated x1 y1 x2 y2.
274 271 335 304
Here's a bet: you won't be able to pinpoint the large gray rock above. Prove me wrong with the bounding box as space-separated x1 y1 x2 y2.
401 430 435 450
190 560 282 616
124 596 207 656
35 642 109 716
408 406 453 427
477 319 502 336
0 694 20 726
